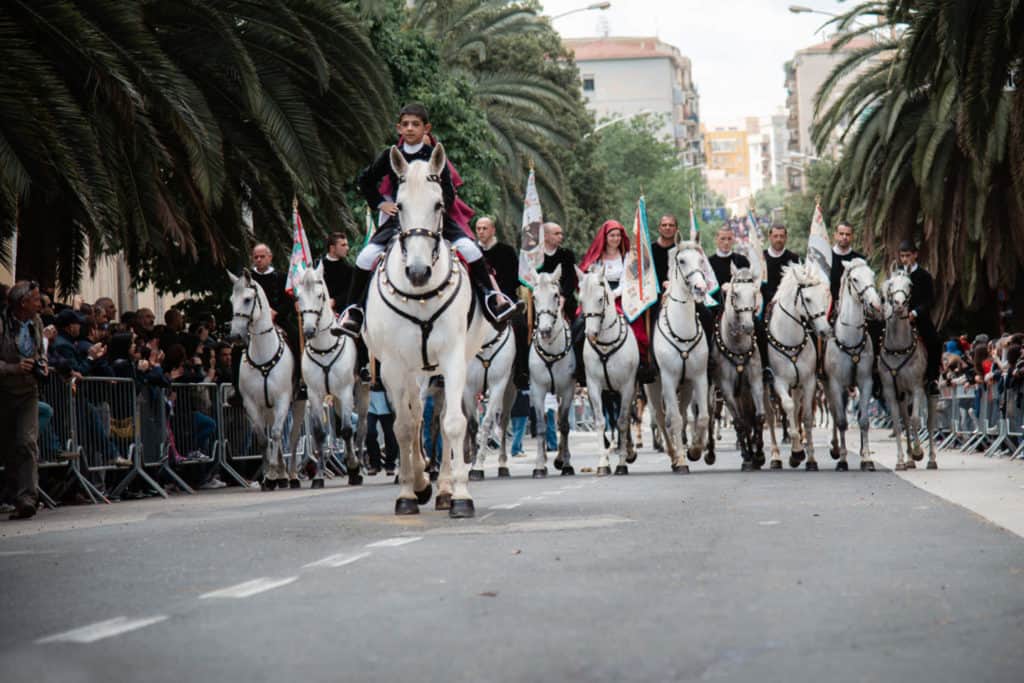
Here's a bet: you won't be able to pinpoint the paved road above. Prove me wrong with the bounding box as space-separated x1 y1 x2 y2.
2 430 1023 682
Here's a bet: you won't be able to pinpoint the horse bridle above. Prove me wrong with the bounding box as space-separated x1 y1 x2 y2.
668 251 705 304
582 287 618 337
396 173 444 266
233 284 275 337
843 264 880 318
777 280 828 329
728 274 760 317
234 283 285 409
884 277 912 320
300 279 347 394
299 280 334 338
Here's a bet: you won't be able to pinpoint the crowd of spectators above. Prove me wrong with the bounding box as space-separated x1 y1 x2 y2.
940 332 1024 428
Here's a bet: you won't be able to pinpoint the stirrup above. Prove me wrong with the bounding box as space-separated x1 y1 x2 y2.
333 305 363 338
484 293 522 324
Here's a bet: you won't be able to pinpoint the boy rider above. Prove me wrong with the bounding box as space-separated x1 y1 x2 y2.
336 103 520 339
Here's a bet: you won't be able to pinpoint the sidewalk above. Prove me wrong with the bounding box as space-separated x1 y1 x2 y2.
869 435 1024 540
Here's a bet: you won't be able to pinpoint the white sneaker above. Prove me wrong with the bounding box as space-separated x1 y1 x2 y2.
200 476 227 490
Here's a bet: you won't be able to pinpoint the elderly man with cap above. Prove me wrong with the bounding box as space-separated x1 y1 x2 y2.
50 308 106 377
898 239 941 395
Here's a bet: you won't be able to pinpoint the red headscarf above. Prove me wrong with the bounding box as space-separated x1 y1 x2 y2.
580 220 631 272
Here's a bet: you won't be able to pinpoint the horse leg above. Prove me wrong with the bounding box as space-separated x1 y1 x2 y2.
773 377 802 468
284 400 305 487
897 391 916 467
615 380 636 474
857 375 874 471
799 384 818 471
925 393 938 469
909 387 925 462
720 383 746 470
634 395 646 449
497 380 514 478
699 383 714 464
826 379 848 471
882 378 908 470
353 381 370 471
465 390 484 482
271 400 292 488
662 368 686 471
765 392 782 466
530 383 548 478
589 381 612 476
337 387 362 486
556 386 574 475
646 377 673 467
442 362 473 518
305 393 328 489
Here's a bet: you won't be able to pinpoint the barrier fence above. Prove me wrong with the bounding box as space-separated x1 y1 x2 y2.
12 375 1024 508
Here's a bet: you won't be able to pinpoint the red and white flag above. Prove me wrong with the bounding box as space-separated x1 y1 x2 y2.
286 202 312 295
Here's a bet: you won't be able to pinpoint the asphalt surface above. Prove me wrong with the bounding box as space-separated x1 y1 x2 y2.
1 429 1023 683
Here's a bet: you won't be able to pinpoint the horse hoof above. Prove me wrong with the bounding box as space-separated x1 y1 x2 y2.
740 462 753 472
395 498 419 515
469 469 485 482
830 448 840 460
686 448 701 462
449 499 475 519
860 461 876 472
311 478 325 489
789 451 805 468
415 482 433 505
260 478 274 491
428 469 439 482
393 475 399 485
806 461 819 471
532 468 547 479
911 451 924 462
275 478 290 489
672 464 689 474
625 451 638 464
894 462 907 471
926 461 938 470
348 473 363 486
753 454 766 468
905 460 916 469
835 461 849 472
497 467 511 479
435 493 452 511
561 465 575 476
769 460 783 470
596 466 612 476
704 452 716 466
614 465 628 475
553 458 564 470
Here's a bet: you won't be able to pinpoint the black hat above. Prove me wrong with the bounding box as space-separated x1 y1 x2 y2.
897 239 918 252
55 309 86 328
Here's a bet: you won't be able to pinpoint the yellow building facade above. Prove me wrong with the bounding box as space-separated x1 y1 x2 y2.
703 127 750 179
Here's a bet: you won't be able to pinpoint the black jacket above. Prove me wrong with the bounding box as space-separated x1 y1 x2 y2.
908 265 936 325
539 248 578 319
482 241 520 301
830 249 864 305
251 269 293 323
321 257 354 311
358 144 456 212
762 248 800 307
707 252 750 306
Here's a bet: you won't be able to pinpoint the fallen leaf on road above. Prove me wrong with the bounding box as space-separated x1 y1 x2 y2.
479 591 498 598
512 549 522 555
581 467 594 473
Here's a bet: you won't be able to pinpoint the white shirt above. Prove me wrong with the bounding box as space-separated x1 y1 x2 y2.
908 262 919 273
767 246 786 258
832 245 852 257
402 141 425 154
324 254 340 262
602 254 625 298
544 245 558 257
715 250 733 258
255 266 275 274
479 236 497 250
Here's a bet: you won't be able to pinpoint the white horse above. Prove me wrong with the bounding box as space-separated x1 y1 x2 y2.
653 241 710 473
711 267 767 471
364 143 486 517
465 320 516 481
824 258 882 471
295 264 369 487
879 267 937 470
528 266 577 477
579 267 639 475
765 263 832 470
228 270 302 489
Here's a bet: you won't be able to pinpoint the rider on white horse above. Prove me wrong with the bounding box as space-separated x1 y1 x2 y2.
335 103 521 342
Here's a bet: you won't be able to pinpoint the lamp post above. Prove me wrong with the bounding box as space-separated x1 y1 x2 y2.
551 2 611 21
587 109 652 136
787 5 837 18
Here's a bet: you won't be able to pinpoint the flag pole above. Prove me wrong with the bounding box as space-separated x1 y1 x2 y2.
292 196 307 360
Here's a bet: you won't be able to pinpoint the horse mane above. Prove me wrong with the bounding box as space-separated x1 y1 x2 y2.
731 266 757 285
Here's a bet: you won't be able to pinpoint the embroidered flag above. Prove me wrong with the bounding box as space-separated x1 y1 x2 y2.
622 195 660 322
807 199 832 282
286 202 312 295
517 168 545 289
689 206 719 307
743 209 767 282
363 206 377 249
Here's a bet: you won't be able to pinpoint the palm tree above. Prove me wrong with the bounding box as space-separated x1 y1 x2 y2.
0 0 394 293
813 0 1024 326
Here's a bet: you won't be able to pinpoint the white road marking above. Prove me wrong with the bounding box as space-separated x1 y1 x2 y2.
36 616 168 644
540 490 565 496
489 503 521 510
478 512 496 521
199 577 297 599
428 515 632 536
303 551 371 569
366 536 423 548
0 550 56 557
758 520 781 526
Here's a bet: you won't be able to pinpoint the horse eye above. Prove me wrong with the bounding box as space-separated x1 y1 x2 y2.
435 202 442 211
396 203 403 211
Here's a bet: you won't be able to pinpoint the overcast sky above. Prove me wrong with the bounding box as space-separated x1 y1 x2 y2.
541 0 849 125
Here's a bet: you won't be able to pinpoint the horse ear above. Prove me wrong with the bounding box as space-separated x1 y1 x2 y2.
226 270 238 284
241 267 252 281
730 261 738 279
429 143 447 177
551 263 562 282
574 265 586 282
722 282 732 297
389 145 408 178
315 260 324 278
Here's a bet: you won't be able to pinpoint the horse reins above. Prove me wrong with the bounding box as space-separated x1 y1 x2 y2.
585 291 629 390
476 325 511 393
714 275 758 378
301 283 347 397
767 280 826 388
533 306 572 391
833 265 877 369
658 284 704 384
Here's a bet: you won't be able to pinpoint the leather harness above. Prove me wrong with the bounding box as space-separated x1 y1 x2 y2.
476 324 511 393
299 279 348 397
234 283 286 410
766 280 827 388
583 291 629 390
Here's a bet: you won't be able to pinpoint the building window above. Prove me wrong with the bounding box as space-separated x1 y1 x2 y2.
582 75 595 92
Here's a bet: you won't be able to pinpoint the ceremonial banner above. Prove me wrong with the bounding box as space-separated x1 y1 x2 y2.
363 206 377 248
807 200 832 282
744 209 767 282
286 202 312 295
517 169 544 289
689 206 720 307
622 195 659 322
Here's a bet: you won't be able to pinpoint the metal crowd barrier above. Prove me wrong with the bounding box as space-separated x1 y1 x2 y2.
36 374 106 505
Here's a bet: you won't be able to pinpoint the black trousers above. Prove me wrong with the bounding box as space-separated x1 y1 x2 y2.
366 413 398 470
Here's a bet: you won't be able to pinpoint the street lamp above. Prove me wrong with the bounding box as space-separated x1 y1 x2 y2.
551 2 611 21
787 5 837 18
588 108 652 135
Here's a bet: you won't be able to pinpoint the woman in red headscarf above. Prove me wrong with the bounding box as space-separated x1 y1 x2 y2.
579 220 650 366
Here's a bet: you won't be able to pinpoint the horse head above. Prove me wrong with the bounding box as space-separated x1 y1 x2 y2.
533 265 564 343
296 263 328 338
580 266 613 340
781 262 832 338
883 266 913 318
670 241 708 301
227 268 267 343
842 258 882 318
725 265 760 336
391 143 447 287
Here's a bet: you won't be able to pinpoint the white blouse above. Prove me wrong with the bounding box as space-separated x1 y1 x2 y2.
602 254 625 298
